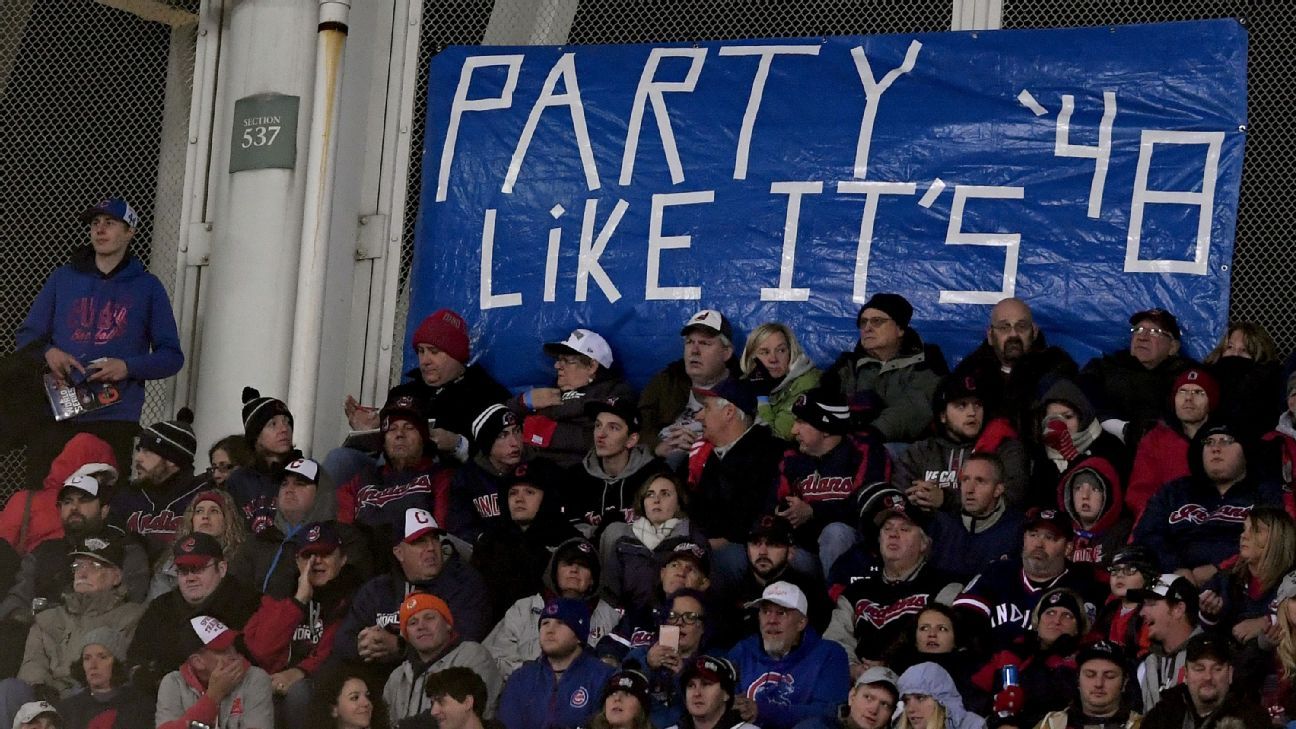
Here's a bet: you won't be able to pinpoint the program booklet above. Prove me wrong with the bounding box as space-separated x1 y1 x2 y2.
44 373 121 421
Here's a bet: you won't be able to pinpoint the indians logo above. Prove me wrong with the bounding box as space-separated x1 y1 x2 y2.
358 476 436 509
746 672 796 706
570 687 589 708
178 536 198 553
852 595 928 628
1167 504 1250 525
473 493 501 518
306 525 322 543
794 473 856 500
127 510 182 537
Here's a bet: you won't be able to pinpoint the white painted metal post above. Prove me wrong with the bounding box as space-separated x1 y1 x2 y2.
191 0 319 458
287 0 351 451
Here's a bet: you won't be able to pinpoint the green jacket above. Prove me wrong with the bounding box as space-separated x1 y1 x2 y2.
822 329 948 442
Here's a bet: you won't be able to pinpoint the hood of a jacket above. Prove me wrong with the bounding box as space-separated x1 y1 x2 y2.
851 328 939 370
1059 456 1124 534
581 444 658 481
1186 417 1257 485
896 662 976 728
1035 377 1095 429
44 433 118 492
541 535 600 599
767 354 817 396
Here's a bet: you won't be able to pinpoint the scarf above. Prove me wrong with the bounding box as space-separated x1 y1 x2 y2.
632 517 680 550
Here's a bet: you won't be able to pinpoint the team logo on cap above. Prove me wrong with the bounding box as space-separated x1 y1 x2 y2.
794 394 808 408
882 493 905 513
545 602 560 616
307 525 321 542
392 395 417 409
576 541 593 554
1046 592 1063 605
180 537 197 552
615 676 634 689
502 411 518 427
289 459 305 468
404 596 420 611
1038 509 1059 519
84 537 109 551
570 687 588 708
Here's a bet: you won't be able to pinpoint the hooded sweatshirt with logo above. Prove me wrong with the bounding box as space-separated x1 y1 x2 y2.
1132 427 1283 573
482 536 621 678
1059 456 1132 574
16 247 184 424
565 445 668 531
727 627 851 729
496 647 615 729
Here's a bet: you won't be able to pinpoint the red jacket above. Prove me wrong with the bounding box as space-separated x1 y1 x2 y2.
1126 422 1190 518
0 433 117 554
242 594 343 675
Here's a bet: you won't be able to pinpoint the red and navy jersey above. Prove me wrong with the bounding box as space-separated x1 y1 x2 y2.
953 560 1103 649
776 432 890 544
835 560 960 660
1131 473 1283 573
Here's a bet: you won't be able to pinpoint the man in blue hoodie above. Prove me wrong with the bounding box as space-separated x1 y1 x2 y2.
497 597 615 729
18 197 183 488
727 581 849 729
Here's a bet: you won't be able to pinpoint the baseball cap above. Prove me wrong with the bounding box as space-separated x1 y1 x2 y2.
380 394 431 442
872 492 927 528
294 521 342 556
190 615 239 651
80 197 139 229
1129 308 1181 340
399 592 454 637
282 458 320 484
748 514 794 545
398 507 444 545
585 397 641 432
1024 507 1071 537
854 665 900 693
12 702 59 729
744 581 808 614
59 473 102 499
1185 633 1232 663
1076 639 1127 672
693 378 757 417
544 328 614 369
681 309 733 340
172 532 224 568
1129 573 1199 612
682 655 738 695
658 537 711 576
69 535 124 570
1276 570 1296 606
1107 545 1156 576
791 389 853 435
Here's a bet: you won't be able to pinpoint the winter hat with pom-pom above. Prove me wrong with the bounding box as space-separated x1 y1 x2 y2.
242 387 293 446
138 408 197 468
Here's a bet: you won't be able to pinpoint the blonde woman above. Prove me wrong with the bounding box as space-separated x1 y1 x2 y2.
1203 320 1285 438
740 322 821 441
147 490 248 599
1266 572 1296 723
896 662 985 729
1199 506 1296 643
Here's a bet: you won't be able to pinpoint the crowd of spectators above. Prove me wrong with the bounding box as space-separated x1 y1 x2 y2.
4 197 1296 729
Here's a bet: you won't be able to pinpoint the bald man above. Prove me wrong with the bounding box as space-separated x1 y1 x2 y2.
951 298 1077 431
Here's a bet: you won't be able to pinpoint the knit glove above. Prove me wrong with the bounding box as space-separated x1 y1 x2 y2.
1042 418 1079 461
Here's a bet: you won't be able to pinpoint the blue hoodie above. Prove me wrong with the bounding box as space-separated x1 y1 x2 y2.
17 248 183 422
497 649 614 729
727 627 849 729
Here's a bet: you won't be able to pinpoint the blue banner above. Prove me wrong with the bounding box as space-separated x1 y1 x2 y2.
409 20 1247 391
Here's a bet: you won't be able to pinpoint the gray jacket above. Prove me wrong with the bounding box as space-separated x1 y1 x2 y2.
155 662 274 729
383 640 502 720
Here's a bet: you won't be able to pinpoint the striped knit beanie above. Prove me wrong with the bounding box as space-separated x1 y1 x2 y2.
242 387 293 446
138 408 197 468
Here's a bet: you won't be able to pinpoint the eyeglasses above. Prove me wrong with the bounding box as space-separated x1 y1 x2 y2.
991 321 1033 335
858 316 893 330
207 463 233 474
71 560 109 572
1203 435 1237 448
177 563 217 576
1130 326 1173 339
1109 566 1142 578
664 611 705 626
555 355 587 367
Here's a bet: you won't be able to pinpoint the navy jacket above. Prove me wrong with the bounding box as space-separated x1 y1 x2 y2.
496 650 614 729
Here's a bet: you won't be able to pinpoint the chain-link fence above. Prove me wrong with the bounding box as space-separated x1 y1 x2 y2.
399 0 1292 379
0 2 193 490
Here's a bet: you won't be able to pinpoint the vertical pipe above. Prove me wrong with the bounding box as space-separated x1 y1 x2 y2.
287 0 351 451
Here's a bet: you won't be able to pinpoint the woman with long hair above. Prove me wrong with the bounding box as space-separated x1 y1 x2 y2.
890 605 990 716
599 474 706 608
56 627 154 729
306 664 390 729
1266 572 1296 723
587 670 655 729
739 322 822 441
206 434 254 488
1204 320 1285 440
147 490 249 599
1200 506 1296 643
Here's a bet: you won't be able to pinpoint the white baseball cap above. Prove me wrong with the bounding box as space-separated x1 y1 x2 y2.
744 580 808 614
282 458 320 484
13 702 59 729
401 507 443 544
544 328 614 369
60 473 100 498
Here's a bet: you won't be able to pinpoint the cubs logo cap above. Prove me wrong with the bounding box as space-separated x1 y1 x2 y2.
80 197 139 229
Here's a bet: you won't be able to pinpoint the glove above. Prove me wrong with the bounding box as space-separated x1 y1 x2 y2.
522 415 558 448
993 684 1025 718
1042 418 1079 461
